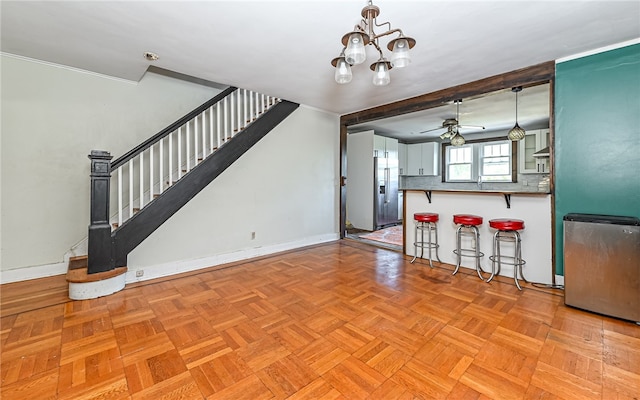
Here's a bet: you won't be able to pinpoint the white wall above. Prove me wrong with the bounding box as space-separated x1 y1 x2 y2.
127 105 339 280
2 54 339 280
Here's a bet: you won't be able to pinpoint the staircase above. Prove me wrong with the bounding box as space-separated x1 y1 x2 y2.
68 87 299 299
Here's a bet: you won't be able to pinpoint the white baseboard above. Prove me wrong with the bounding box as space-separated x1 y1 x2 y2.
0 234 340 285
554 275 565 286
125 233 340 284
0 261 67 284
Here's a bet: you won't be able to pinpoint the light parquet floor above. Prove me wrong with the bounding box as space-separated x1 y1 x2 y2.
1 240 639 399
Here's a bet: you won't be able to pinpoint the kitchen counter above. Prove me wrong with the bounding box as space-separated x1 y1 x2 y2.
404 190 553 285
404 188 550 209
400 174 551 195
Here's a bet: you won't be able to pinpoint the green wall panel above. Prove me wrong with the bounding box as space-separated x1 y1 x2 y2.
555 43 640 275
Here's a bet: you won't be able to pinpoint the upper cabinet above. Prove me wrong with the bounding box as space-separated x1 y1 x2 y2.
398 143 408 175
374 135 398 160
519 129 550 174
406 142 439 176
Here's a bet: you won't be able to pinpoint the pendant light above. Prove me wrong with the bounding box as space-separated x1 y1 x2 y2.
450 99 466 146
450 131 466 146
508 86 526 141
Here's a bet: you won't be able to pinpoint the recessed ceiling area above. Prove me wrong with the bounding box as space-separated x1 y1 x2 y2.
348 83 550 143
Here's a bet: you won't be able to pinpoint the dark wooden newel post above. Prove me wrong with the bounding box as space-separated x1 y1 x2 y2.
88 150 113 274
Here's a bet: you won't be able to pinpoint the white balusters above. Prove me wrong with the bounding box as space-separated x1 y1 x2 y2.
216 103 221 149
169 131 174 186
178 126 183 179
129 161 134 219
139 152 144 209
109 89 279 229
209 106 214 152
202 111 207 159
194 115 199 166
149 144 154 201
118 168 123 227
159 138 164 193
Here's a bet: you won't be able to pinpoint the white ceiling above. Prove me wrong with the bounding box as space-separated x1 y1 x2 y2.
2 1 639 127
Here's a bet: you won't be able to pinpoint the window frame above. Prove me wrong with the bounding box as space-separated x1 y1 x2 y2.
441 136 517 183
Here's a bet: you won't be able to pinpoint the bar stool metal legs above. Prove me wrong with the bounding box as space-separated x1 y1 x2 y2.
410 213 441 268
488 219 527 290
452 224 486 280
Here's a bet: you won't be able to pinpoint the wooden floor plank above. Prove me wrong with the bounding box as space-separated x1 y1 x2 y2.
1 240 639 399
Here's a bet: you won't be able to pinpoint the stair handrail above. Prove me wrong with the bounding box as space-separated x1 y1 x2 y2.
111 86 237 170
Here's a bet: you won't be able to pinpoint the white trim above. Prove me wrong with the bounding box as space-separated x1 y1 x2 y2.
126 233 340 284
556 38 640 63
0 261 67 284
554 274 565 287
0 52 138 84
0 234 340 284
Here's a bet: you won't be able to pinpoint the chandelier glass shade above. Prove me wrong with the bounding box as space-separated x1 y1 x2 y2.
508 86 526 141
331 54 353 84
332 0 416 85
371 60 391 86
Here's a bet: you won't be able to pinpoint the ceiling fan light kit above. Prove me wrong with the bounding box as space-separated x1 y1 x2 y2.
418 99 485 145
332 0 416 86
508 86 526 141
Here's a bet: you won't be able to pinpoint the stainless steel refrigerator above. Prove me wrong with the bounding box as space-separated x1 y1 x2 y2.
563 213 640 322
374 156 399 229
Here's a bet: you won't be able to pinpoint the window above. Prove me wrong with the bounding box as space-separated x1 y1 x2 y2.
481 142 512 181
444 138 515 182
447 146 472 181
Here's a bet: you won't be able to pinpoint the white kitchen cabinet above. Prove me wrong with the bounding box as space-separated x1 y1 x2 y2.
519 129 550 174
374 135 398 160
398 143 407 175
406 142 439 176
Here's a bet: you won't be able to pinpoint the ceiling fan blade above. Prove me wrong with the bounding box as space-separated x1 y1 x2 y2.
418 126 446 134
457 124 486 130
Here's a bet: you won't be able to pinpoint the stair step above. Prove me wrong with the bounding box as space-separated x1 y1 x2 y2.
67 255 128 283
68 255 88 270
67 265 128 283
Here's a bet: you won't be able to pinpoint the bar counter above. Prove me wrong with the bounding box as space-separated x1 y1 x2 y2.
403 189 553 285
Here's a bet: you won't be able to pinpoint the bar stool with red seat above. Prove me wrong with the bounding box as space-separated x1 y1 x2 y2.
410 212 441 268
452 214 486 280
488 218 527 290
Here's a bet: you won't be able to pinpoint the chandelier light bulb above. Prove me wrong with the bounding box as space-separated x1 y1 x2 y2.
334 57 352 84
390 38 411 68
345 33 367 65
372 61 391 86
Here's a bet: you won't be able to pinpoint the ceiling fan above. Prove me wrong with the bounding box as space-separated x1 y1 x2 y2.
418 100 485 140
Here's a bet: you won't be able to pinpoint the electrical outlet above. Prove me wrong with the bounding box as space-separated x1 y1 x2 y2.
251 231 256 240
136 270 144 277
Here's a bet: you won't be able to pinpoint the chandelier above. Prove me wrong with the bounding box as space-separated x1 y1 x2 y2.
331 0 416 86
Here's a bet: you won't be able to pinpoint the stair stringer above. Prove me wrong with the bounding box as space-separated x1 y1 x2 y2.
111 100 300 267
